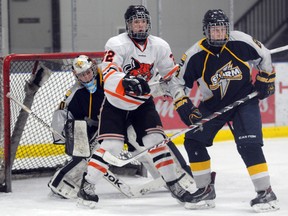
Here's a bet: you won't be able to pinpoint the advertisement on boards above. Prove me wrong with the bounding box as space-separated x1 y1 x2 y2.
155 65 288 130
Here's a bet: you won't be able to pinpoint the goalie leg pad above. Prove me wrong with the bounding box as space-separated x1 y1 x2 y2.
65 120 91 158
48 158 87 199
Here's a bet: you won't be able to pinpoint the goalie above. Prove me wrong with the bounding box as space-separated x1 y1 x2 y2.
48 55 105 198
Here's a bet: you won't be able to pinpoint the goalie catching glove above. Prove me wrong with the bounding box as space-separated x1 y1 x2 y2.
174 96 202 126
122 75 151 96
254 70 275 100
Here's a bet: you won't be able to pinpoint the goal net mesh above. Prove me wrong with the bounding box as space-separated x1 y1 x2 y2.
0 52 105 189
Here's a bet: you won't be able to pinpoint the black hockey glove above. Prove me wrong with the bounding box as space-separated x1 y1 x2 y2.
122 75 151 96
174 96 202 126
254 70 275 100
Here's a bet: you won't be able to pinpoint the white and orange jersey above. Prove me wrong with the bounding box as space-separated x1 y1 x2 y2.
101 32 178 110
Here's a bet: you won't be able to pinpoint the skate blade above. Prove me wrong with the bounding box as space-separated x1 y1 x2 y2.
77 198 98 209
252 200 280 213
184 200 215 210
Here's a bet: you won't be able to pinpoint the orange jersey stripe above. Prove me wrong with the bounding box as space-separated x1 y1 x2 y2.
164 65 179 79
115 79 125 95
148 146 167 154
155 159 174 169
103 69 117 83
96 148 106 154
102 62 122 74
104 89 143 105
88 161 107 173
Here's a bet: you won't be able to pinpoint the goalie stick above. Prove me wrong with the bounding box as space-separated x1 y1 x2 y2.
103 91 259 167
7 92 90 157
6 92 66 142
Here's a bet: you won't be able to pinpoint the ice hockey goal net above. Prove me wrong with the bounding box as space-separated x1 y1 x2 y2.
0 52 104 192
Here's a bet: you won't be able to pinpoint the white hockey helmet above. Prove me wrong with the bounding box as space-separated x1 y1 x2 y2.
72 55 98 93
72 55 93 75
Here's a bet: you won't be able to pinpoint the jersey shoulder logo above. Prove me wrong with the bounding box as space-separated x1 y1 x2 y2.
209 61 242 98
252 38 262 49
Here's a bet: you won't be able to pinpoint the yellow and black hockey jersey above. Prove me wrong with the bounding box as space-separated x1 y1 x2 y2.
179 30 273 111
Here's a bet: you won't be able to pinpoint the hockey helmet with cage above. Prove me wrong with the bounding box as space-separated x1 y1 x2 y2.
203 9 230 47
72 55 98 93
124 5 151 40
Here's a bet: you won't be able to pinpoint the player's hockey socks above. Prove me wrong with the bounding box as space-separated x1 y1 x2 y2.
184 172 216 209
250 186 279 213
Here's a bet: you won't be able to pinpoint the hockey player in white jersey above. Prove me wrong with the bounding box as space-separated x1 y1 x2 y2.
77 5 199 208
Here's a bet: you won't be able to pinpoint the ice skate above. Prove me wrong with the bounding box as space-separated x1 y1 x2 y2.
250 186 279 213
166 176 194 204
184 172 216 209
77 173 99 208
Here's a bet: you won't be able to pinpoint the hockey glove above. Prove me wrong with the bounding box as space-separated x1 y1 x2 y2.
254 70 275 100
122 75 151 96
174 96 202 126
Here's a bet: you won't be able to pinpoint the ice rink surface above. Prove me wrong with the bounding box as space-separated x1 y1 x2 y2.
1 137 287 216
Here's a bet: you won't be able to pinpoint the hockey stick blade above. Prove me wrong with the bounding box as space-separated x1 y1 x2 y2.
103 91 259 167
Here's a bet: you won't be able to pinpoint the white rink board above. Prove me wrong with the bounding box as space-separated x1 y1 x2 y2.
274 63 288 126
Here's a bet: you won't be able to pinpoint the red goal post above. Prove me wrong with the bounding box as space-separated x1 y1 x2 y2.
0 52 104 192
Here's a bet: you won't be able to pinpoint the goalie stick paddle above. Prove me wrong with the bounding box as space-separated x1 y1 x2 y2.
103 91 259 167
6 92 66 142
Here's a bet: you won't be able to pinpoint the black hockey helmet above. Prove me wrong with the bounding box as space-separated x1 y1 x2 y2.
124 5 151 40
203 9 230 47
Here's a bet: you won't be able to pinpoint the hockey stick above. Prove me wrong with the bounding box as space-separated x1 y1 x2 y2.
270 44 288 54
6 92 66 142
105 169 165 197
103 91 259 167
